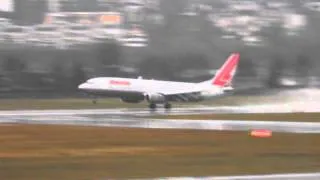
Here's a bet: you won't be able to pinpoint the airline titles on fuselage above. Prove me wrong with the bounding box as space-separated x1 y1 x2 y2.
109 79 131 86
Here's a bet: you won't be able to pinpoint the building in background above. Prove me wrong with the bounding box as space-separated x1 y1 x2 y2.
14 0 48 25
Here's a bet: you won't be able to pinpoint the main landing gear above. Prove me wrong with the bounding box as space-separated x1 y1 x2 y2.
164 103 172 109
148 103 172 110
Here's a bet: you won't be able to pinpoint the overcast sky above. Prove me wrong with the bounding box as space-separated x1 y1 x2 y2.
0 0 13 12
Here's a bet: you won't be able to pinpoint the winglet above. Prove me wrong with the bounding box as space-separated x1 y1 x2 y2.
211 53 240 87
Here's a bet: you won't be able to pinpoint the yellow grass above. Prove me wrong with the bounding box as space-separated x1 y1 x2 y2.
0 124 319 180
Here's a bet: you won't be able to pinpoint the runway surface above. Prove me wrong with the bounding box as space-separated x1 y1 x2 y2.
2 117 320 133
0 106 249 117
0 101 317 118
0 107 319 134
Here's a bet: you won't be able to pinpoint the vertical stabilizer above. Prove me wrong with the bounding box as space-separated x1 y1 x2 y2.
211 53 240 87
198 53 240 88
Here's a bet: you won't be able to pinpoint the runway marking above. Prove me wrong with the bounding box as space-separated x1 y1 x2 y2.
141 172 320 180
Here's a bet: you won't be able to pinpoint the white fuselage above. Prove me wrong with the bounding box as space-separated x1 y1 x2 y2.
79 52 240 106
78 77 225 102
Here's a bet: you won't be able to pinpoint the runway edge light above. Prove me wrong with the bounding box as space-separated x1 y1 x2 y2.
250 129 272 138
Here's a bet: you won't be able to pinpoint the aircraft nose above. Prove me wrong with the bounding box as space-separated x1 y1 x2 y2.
78 83 88 90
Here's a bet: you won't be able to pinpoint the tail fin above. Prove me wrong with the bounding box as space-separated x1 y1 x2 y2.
210 53 240 87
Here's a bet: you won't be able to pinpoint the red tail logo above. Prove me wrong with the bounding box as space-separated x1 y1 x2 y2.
212 53 240 87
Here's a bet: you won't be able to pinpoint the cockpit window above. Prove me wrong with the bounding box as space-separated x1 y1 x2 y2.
86 79 95 84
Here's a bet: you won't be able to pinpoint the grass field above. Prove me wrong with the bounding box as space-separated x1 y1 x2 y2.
152 112 320 122
0 124 319 180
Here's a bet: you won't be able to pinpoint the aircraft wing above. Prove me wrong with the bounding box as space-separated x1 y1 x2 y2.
160 87 203 96
158 88 204 102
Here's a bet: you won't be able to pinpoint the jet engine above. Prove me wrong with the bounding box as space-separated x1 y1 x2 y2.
223 86 234 93
121 96 144 103
145 93 166 103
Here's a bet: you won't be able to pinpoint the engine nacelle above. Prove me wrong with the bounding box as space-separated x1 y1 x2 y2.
145 93 166 103
223 86 234 93
121 96 144 103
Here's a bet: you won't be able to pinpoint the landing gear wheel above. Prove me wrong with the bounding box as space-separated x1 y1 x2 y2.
164 103 172 109
149 103 157 110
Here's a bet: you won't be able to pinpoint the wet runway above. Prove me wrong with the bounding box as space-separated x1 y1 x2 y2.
0 106 247 124
0 101 316 119
0 107 319 134
3 117 320 133
0 106 246 117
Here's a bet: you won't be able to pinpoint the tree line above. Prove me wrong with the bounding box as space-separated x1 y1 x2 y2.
0 39 314 97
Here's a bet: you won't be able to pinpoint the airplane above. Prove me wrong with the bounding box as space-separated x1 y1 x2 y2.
78 53 240 109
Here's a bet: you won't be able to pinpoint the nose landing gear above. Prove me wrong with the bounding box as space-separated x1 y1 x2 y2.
149 103 157 110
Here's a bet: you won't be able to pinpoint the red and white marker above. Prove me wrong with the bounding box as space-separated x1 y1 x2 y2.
250 129 272 138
